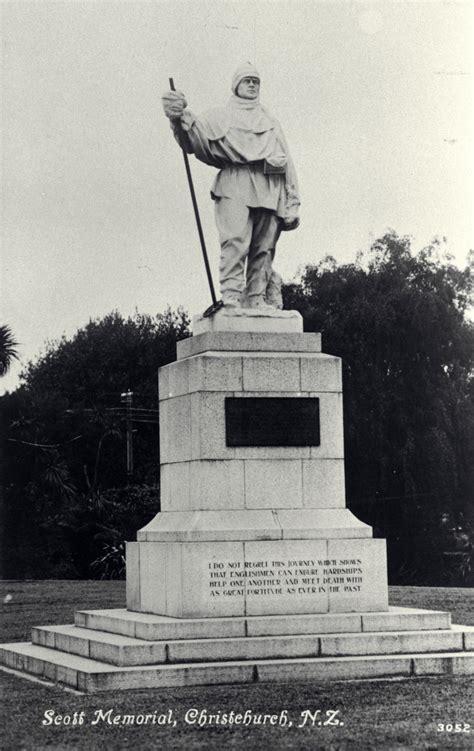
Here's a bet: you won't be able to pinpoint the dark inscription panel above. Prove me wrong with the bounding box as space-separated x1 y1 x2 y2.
225 397 320 447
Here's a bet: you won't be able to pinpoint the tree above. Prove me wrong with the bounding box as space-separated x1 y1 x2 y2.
20 307 189 407
284 233 474 584
12 307 190 482
0 325 19 376
1 307 190 578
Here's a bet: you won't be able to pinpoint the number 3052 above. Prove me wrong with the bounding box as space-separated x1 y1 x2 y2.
437 723 470 733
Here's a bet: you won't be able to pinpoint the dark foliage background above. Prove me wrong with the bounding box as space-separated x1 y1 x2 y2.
1 233 473 584
1 307 190 578
283 232 473 585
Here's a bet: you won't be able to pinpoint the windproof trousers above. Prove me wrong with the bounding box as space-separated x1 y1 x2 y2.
214 198 281 302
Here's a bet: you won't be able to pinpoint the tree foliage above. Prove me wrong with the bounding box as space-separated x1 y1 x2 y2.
21 307 189 407
1 308 190 578
284 232 473 583
0 324 19 376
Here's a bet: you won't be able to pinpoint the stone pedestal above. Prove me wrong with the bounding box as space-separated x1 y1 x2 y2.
3 308 474 692
126 309 389 618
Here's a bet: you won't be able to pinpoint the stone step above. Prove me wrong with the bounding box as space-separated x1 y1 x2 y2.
31 623 473 667
74 606 451 641
32 625 166 667
2 641 474 693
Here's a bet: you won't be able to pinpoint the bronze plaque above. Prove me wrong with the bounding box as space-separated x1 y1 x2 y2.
225 397 320 447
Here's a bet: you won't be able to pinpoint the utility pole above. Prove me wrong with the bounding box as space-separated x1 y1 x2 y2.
120 390 134 479
65 396 158 481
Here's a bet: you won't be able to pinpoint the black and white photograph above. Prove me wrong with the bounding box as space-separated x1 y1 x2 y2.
1 1 473 749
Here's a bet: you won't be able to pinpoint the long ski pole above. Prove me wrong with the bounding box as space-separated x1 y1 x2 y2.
169 77 223 317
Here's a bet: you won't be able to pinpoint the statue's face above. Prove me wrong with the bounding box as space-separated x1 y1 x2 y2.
237 76 260 99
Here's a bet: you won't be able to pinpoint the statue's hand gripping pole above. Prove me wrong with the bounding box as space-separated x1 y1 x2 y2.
169 78 224 318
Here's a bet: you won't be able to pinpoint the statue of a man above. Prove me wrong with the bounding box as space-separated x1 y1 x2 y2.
162 62 300 310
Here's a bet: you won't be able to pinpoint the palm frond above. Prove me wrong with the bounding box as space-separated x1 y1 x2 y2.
0 325 19 376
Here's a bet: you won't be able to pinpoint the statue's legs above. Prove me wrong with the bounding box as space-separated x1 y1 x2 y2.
215 198 280 307
215 198 252 305
246 209 280 307
265 270 284 309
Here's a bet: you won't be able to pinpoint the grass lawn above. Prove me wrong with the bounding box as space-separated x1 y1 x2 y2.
0 581 473 750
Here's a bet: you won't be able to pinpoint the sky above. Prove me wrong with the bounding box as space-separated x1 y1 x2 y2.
1 0 472 394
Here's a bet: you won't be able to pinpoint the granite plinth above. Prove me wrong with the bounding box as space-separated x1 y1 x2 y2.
193 308 303 335
160 457 346 512
159 391 344 463
137 508 371 540
177 331 322 359
160 352 342 399
126 537 387 618
131 323 387 619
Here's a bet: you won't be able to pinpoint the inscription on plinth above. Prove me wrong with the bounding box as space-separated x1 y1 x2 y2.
190 539 388 616
208 557 364 599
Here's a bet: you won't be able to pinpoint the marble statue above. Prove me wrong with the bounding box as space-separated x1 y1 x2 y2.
162 62 300 310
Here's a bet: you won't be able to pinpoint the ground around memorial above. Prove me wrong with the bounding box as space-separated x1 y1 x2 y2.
0 581 473 750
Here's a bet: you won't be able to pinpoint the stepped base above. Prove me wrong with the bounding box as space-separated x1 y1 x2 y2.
1 607 474 693
3 642 474 693
75 605 452 639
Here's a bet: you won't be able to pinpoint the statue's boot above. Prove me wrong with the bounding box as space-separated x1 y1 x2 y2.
247 294 275 312
222 294 241 309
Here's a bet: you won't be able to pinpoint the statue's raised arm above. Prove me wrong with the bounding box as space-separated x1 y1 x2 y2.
162 63 300 310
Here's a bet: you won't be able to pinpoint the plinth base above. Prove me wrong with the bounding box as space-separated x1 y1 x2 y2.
126 536 388 617
1 607 474 693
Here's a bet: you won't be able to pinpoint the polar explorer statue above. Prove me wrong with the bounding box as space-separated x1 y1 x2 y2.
162 62 300 311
